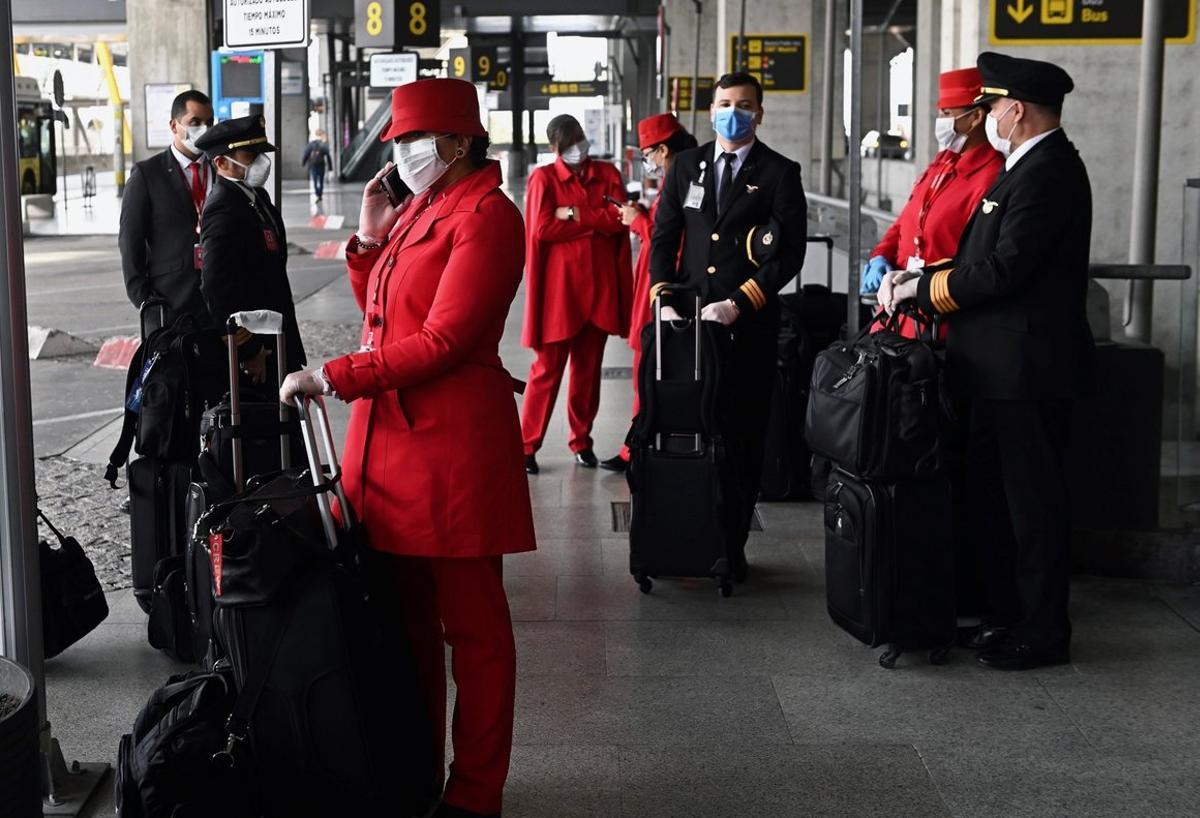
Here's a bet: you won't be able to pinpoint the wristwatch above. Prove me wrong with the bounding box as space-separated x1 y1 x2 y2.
567 206 576 221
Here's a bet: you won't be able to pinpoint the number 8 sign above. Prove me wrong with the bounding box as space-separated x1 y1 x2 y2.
355 0 440 48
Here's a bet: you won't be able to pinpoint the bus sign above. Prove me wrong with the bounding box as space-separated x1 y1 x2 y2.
989 0 1196 44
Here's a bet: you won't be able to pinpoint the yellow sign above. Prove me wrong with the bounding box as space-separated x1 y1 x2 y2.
990 0 1196 44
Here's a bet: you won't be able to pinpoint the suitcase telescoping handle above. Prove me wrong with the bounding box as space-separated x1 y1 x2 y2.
225 310 290 491
292 395 353 551
140 296 170 341
806 234 835 289
653 287 702 383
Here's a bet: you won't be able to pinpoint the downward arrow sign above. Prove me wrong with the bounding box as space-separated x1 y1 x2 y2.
1007 0 1034 24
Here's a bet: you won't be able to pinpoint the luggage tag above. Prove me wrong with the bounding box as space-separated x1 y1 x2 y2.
905 255 925 273
208 532 224 597
684 161 707 210
125 351 161 414
263 228 280 253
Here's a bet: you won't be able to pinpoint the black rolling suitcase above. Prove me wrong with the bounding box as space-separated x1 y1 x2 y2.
627 288 738 597
823 467 956 667
198 396 438 816
760 235 846 501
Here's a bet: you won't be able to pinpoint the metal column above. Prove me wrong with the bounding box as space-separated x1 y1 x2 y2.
509 15 526 181
819 0 837 196
1126 0 1165 343
847 0 864 332
690 0 702 135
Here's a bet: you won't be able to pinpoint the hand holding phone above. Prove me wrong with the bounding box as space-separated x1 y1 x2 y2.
380 165 411 209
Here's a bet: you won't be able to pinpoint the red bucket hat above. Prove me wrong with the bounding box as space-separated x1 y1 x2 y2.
380 78 487 142
937 67 983 109
638 113 683 150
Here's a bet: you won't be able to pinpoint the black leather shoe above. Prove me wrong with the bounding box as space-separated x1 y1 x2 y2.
977 640 1070 671
574 449 599 468
524 455 539 475
598 455 628 473
957 624 1009 651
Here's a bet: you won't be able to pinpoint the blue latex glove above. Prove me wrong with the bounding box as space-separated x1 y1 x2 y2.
860 255 891 294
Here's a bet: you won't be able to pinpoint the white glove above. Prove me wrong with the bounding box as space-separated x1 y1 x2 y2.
279 368 326 406
887 277 920 315
877 271 896 316
659 305 685 321
700 300 740 326
358 162 405 242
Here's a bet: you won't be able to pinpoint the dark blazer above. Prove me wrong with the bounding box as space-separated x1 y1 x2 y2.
118 149 210 318
649 139 807 329
199 176 306 370
917 129 1094 401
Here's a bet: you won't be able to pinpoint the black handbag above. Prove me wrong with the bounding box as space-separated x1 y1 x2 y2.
805 307 948 481
39 510 109 659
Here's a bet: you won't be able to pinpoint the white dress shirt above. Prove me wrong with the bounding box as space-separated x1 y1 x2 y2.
171 144 213 197
713 139 756 200
1005 127 1061 171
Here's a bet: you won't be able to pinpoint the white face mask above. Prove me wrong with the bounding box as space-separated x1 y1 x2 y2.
934 110 975 154
985 103 1018 158
225 153 272 188
396 135 456 194
561 138 590 166
181 124 208 153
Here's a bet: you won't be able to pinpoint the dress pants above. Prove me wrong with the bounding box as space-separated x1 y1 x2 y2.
966 398 1073 648
521 323 608 455
723 319 778 556
371 553 516 816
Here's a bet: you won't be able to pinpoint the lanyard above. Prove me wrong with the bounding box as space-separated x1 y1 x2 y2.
913 152 959 253
364 195 438 351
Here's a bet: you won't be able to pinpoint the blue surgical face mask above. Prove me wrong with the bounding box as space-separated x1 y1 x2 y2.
712 106 756 142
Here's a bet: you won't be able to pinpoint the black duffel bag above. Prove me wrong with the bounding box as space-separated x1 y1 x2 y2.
39 510 109 659
805 307 948 481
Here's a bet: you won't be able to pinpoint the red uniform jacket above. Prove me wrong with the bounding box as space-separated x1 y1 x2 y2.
520 157 633 349
626 197 659 351
323 161 536 559
873 143 1004 338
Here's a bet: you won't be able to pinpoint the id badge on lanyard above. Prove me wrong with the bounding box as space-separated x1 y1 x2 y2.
684 161 708 210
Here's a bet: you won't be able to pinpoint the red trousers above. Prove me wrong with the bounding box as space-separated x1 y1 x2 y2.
381 554 516 816
521 323 608 455
619 343 644 461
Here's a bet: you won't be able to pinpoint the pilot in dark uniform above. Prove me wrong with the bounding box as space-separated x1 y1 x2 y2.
195 116 307 384
649 72 808 578
884 52 1094 671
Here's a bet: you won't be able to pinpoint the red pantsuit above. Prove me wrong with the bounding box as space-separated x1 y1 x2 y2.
619 199 658 460
871 143 1004 339
520 157 632 455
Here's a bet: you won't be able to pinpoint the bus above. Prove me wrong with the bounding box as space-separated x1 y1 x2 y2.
15 76 56 195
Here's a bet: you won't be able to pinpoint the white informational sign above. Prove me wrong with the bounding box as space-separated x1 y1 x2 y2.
144 83 193 149
224 0 310 50
369 52 419 89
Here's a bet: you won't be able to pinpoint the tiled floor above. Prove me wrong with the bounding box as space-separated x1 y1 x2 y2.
41 180 1200 817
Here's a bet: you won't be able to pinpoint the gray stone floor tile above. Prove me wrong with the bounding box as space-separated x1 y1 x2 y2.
525 475 564 508
1152 581 1200 631
556 572 791 622
504 574 559 622
506 539 604 578
917 740 1200 818
773 665 1085 749
560 471 632 508
102 587 147 625
514 675 793 746
612 743 949 818
504 745 622 818
532 504 615 540
515 622 607 676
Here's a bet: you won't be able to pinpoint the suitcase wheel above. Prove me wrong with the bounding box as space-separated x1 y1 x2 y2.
718 580 733 599
929 647 952 666
878 647 902 669
634 574 653 594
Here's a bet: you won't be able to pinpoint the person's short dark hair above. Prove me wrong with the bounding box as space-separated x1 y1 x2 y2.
713 72 764 106
467 133 491 166
546 114 584 153
661 130 698 155
1023 98 1063 119
171 90 212 121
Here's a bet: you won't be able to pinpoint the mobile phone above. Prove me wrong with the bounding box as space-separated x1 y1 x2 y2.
380 165 411 208
603 194 624 207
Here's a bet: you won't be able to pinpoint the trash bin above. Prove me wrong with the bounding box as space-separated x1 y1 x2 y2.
0 657 40 818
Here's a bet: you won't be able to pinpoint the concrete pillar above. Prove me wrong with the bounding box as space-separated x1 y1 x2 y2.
664 0 720 135
128 0 210 163
278 50 310 181
913 0 941 169
714 0 814 167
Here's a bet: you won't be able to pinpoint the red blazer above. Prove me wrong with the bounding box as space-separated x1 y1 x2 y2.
626 197 658 351
873 144 1004 339
323 161 536 559
520 157 633 349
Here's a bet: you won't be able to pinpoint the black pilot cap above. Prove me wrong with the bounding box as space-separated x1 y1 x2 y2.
975 51 1074 107
745 220 782 268
194 115 277 158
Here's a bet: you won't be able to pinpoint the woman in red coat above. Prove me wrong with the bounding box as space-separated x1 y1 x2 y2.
863 67 1005 339
520 114 632 474
280 78 534 818
599 113 696 472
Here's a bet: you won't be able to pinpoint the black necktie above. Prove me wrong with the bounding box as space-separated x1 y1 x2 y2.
718 152 737 216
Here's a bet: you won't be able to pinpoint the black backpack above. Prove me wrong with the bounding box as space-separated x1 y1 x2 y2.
115 667 252 818
105 316 213 488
